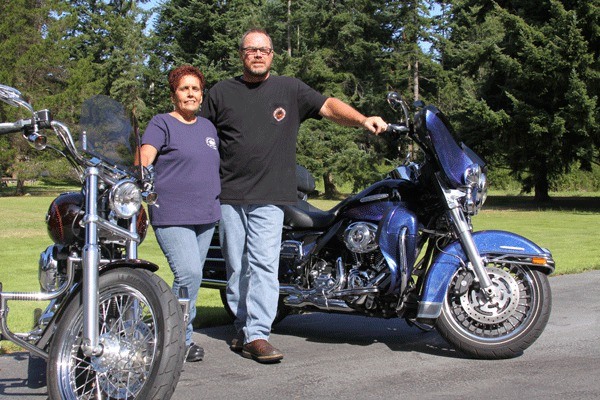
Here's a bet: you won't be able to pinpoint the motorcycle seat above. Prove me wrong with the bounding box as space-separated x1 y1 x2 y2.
283 200 336 229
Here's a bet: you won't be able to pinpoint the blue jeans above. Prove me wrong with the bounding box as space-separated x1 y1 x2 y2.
154 223 215 345
220 204 283 343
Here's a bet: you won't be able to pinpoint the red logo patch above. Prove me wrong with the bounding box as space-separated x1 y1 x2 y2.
273 107 286 122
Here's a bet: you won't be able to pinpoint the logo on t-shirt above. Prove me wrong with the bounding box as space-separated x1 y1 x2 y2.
273 107 286 122
206 137 217 150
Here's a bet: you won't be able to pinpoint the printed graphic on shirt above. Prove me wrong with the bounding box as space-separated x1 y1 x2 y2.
273 107 286 122
206 137 217 150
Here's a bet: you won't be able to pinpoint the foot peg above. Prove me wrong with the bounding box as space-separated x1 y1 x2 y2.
178 286 191 324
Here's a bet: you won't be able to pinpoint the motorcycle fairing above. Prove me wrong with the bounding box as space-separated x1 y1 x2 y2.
377 204 419 294
416 106 475 188
416 230 554 320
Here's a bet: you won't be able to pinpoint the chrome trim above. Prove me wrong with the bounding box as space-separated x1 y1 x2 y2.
398 227 408 295
0 256 79 359
201 279 227 289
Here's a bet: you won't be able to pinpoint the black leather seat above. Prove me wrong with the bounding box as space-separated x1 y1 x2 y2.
283 200 336 229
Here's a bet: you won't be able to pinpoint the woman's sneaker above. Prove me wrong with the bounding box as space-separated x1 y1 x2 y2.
186 342 204 362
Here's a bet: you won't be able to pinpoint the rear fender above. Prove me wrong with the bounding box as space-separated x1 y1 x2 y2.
417 230 554 320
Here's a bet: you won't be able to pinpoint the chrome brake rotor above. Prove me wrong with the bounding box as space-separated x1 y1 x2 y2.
459 267 520 324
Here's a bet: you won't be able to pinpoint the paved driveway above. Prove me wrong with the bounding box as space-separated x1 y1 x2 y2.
1 270 599 400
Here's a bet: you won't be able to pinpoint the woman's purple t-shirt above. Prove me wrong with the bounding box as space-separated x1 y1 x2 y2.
142 113 221 226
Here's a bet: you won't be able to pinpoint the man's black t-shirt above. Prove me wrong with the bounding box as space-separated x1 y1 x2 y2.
202 75 327 205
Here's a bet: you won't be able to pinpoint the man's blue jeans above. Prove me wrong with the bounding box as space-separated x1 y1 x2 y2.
220 204 283 344
154 223 215 345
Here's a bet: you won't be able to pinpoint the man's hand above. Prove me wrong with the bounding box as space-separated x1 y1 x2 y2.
361 116 388 135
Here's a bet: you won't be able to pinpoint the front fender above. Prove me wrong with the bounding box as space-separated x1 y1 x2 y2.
99 259 159 273
417 230 554 320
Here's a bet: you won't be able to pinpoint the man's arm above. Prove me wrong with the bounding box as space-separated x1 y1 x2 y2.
319 97 387 135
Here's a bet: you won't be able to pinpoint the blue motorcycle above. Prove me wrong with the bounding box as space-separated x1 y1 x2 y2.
203 92 554 359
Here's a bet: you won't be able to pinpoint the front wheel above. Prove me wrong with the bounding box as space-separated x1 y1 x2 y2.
436 262 551 359
47 268 186 399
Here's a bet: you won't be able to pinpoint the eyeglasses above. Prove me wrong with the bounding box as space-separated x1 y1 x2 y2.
242 47 273 55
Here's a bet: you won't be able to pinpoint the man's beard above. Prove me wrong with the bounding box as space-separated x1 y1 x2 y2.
244 65 269 79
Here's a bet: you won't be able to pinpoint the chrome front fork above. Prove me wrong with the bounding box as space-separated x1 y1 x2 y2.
438 176 494 296
448 206 495 297
81 167 102 357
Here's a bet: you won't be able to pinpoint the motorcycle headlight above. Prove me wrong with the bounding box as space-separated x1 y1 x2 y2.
463 164 488 214
109 180 142 218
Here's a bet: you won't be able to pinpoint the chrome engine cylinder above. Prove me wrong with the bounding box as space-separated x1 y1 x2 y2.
344 222 379 253
38 245 67 293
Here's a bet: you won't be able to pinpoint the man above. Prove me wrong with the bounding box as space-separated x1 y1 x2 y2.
201 28 387 363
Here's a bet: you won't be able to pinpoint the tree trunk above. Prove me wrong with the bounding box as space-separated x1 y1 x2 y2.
15 178 25 196
287 0 292 57
534 174 551 203
413 58 419 101
322 172 340 199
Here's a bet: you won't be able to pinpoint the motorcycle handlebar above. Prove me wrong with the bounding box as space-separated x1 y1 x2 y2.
386 123 410 134
0 119 28 135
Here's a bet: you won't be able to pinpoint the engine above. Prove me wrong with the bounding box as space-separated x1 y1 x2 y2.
38 244 69 293
344 222 378 253
280 220 390 315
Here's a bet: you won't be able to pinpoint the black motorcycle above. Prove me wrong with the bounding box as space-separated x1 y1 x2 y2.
0 85 187 398
203 92 554 359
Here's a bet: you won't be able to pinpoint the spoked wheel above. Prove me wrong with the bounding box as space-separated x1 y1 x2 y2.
47 268 186 399
436 262 551 359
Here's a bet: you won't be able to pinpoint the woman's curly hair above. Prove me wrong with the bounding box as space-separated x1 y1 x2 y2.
168 65 206 94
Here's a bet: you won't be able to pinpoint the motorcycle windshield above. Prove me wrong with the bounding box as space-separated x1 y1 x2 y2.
423 106 474 188
78 95 140 173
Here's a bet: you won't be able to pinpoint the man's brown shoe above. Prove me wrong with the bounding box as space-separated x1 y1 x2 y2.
242 339 283 363
230 331 244 352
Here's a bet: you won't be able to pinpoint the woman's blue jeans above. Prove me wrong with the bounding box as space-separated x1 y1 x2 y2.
154 223 215 345
219 204 283 344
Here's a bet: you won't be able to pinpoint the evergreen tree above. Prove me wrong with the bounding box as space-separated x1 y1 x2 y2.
62 0 153 118
442 0 598 201
0 0 74 193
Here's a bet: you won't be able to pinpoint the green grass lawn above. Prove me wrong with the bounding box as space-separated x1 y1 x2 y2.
1 193 599 353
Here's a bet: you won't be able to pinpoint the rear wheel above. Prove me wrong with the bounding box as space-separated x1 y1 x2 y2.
47 268 186 399
436 262 551 359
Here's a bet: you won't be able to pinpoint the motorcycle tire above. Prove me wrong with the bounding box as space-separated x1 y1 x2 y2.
47 268 186 400
219 288 290 325
436 263 551 359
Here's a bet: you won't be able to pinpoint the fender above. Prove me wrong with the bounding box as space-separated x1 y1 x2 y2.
98 258 159 273
416 230 555 320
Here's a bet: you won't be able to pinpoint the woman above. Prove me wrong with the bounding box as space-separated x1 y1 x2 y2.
140 65 220 362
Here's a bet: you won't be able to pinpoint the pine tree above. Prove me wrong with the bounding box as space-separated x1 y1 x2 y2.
0 0 74 193
442 0 598 201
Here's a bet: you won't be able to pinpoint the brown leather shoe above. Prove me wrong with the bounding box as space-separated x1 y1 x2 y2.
242 339 283 363
230 331 244 352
